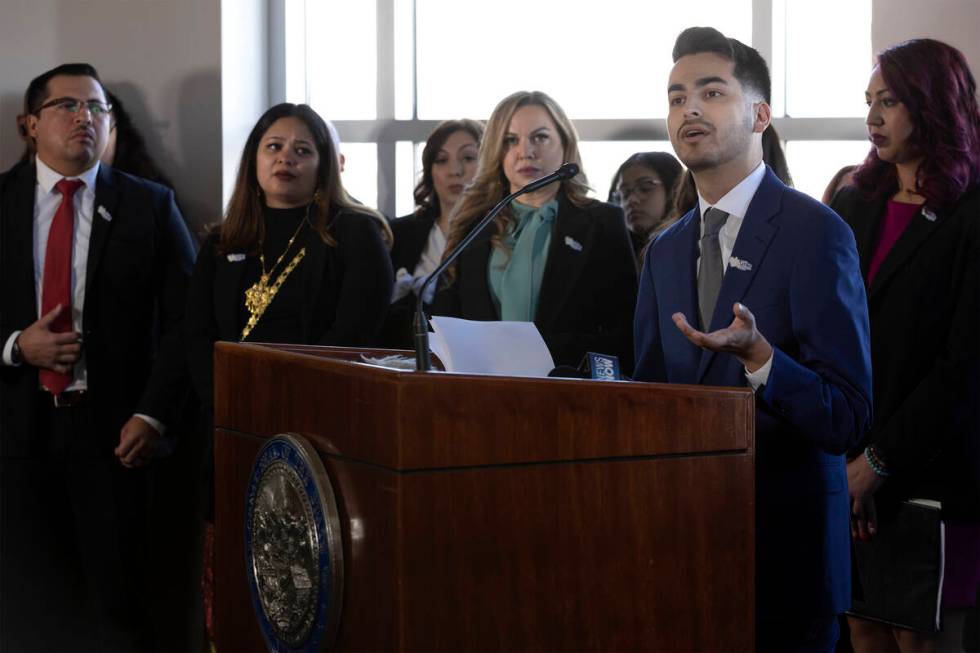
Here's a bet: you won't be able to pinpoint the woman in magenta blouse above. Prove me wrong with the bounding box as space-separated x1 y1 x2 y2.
830 39 980 652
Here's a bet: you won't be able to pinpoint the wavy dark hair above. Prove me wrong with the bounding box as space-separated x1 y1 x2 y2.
413 119 484 215
105 91 174 189
853 39 980 211
218 103 391 255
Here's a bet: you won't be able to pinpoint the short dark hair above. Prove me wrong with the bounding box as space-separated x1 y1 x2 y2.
672 27 771 103
26 63 105 115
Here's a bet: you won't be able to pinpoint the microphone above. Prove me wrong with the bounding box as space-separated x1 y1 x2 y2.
547 353 622 381
413 163 581 371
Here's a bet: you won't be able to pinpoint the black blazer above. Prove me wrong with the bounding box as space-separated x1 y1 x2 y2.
183 209 393 411
831 186 980 517
0 161 197 456
431 191 637 372
390 207 438 272
379 208 440 349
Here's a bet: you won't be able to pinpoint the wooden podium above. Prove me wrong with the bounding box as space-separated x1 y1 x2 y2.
213 343 755 651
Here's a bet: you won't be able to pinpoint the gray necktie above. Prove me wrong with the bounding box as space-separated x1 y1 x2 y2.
698 207 729 330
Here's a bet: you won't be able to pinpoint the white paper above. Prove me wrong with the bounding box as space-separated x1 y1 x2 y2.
429 316 555 377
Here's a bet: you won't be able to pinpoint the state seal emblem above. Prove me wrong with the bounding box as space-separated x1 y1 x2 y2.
245 434 344 652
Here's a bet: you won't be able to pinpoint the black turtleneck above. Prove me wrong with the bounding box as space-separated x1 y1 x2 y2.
239 204 312 342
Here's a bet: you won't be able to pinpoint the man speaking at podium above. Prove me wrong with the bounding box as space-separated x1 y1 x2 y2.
633 28 872 651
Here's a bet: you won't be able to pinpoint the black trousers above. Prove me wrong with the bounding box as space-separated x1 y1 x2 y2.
0 396 151 651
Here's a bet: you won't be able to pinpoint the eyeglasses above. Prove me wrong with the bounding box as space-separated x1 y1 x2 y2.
36 97 112 118
616 179 663 202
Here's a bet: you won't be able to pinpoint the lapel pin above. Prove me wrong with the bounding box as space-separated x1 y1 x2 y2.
226 253 246 262
564 236 583 252
922 208 938 222
97 206 112 222
729 256 752 271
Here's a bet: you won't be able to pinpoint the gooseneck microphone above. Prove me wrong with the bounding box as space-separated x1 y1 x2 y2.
413 162 580 371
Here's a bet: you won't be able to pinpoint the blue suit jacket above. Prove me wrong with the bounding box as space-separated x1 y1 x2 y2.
634 167 872 619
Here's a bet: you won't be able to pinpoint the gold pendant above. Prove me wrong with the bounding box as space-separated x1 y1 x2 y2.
245 274 271 315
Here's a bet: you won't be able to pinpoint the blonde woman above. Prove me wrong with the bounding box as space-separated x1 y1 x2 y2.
432 91 637 371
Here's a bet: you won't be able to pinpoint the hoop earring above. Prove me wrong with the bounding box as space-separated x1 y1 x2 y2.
313 188 323 203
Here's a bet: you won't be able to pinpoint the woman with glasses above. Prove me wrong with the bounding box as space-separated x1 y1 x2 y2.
608 151 683 269
382 119 484 348
431 90 637 372
830 39 979 653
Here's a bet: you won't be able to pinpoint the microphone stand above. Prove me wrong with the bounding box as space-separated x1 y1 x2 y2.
413 163 579 371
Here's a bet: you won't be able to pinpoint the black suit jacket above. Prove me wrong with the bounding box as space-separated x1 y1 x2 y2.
379 208 439 348
390 208 437 272
0 161 197 457
431 192 637 372
183 209 393 411
831 186 980 517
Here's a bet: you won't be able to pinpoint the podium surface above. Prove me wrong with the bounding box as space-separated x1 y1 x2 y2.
213 342 755 651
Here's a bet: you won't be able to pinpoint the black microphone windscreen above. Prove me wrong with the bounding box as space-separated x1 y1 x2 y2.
559 162 580 179
548 365 588 379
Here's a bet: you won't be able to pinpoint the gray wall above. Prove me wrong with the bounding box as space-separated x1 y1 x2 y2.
873 0 980 73
0 0 221 234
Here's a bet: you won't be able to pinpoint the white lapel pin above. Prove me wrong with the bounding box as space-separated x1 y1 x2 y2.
922 208 938 222
97 205 112 222
226 253 246 262
564 236 583 252
729 256 752 272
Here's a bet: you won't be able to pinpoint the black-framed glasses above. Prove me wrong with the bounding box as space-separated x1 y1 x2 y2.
35 97 112 118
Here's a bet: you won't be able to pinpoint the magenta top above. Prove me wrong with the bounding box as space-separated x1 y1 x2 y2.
866 200 922 285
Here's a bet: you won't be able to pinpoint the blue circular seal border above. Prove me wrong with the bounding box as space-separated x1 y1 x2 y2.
245 434 344 653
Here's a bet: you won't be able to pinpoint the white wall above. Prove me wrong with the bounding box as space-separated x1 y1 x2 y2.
221 0 270 209
0 0 222 233
873 0 980 73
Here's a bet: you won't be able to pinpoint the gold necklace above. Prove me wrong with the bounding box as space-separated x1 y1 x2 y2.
241 206 311 340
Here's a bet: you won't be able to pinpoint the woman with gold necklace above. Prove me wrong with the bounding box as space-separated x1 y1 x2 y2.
184 102 393 416
183 103 392 648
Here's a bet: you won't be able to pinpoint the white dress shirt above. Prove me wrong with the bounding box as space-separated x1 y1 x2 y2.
391 223 447 305
2 157 163 433
3 157 99 383
695 161 773 390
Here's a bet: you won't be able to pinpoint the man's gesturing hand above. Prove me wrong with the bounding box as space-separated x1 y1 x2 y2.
672 302 773 372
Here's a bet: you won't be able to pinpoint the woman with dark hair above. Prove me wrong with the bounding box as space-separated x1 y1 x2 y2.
101 91 175 189
381 119 484 348
607 151 683 267
830 39 980 652
432 91 637 372
184 102 393 412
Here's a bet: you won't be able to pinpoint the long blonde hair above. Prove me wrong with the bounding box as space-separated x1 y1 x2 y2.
442 91 591 282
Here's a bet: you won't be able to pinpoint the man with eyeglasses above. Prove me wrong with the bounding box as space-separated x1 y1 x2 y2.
0 63 196 650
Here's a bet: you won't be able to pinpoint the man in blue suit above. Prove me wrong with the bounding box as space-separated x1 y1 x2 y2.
634 28 872 651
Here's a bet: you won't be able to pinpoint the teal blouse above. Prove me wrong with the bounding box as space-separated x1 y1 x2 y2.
487 199 558 321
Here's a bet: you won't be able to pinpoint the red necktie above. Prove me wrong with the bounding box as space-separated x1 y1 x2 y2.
39 178 84 396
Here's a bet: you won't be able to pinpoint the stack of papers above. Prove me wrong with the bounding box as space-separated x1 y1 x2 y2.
429 317 555 377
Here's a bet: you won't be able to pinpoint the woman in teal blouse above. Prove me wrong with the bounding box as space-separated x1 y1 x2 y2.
432 91 637 372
